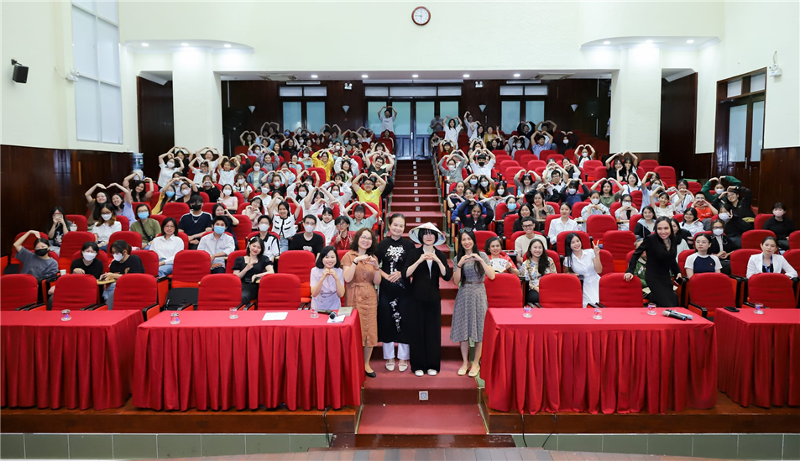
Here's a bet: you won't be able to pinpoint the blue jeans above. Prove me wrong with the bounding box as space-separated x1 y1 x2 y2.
103 282 116 309
279 238 289 254
158 258 173 277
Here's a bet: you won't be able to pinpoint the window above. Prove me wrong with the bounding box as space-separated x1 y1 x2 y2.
280 86 325 130
306 102 325 132
282 102 302 131
716 70 766 167
368 101 386 133
501 100 546 133
71 0 122 144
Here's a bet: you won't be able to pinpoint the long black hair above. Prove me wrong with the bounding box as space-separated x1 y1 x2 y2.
455 230 485 278
654 216 678 249
526 238 549 277
47 206 72 230
562 232 584 269
245 236 265 258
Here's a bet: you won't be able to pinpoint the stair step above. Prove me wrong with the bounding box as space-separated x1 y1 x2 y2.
390 203 441 213
357 403 486 435
362 359 479 406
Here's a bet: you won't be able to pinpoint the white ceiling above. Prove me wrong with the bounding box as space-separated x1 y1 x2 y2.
123 40 253 54
581 36 720 50
217 70 614 82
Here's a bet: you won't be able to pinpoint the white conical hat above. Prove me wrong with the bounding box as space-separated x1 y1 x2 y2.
408 222 446 246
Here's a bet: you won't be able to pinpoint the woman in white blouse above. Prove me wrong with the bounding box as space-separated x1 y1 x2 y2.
149 218 184 277
746 236 798 279
92 204 122 250
548 202 580 251
615 194 640 231
680 208 704 236
671 180 694 213
443 117 462 142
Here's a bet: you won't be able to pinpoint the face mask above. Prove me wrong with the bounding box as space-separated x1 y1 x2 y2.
82 251 97 261
449 165 456 171
305 225 315 233
214 225 226 234
181 188 190 195
651 185 660 191
568 188 577 194
298 191 307 198
254 165 261 171
480 181 489 187
622 201 631 207
516 143 522 148
258 223 269 232
715 188 725 194
713 228 724 236
138 211 149 220
112 253 124 262
165 190 175 198
261 187 269 193
563 139 569 144
508 203 517 211
469 179 478 185
167 161 175 168
237 178 245 185
35 248 50 257
101 213 112 221
774 210 785 217
581 152 588 157
591 198 600 205
273 181 281 186
344 140 349 145
303 152 310 157
204 182 212 188
497 189 505 195
718 213 730 221
222 189 231 196
191 203 202 211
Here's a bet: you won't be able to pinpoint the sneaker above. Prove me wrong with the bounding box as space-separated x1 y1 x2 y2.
427 369 437 376
415 370 424 377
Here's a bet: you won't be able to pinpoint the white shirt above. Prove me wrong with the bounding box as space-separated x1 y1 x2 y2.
217 169 237 186
548 217 580 245
746 253 798 279
654 205 675 219
92 221 122 245
444 125 461 142
470 158 495 177
192 168 216 186
681 220 704 236
149 235 184 265
197 232 235 266
272 214 297 240
316 219 337 245
581 203 610 220
671 193 694 213
380 113 396 132
158 164 181 188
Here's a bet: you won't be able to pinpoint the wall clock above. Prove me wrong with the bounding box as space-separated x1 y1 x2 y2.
412 6 431 26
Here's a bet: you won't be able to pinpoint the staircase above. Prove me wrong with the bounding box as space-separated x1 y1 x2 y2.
357 159 486 436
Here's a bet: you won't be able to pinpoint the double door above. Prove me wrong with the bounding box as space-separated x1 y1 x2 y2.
368 100 459 159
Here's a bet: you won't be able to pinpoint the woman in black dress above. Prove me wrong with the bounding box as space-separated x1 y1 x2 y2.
376 213 416 372
232 236 274 305
624 216 684 307
404 223 453 377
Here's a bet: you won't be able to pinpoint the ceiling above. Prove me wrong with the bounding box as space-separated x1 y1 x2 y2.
581 36 720 50
217 70 614 82
123 40 253 53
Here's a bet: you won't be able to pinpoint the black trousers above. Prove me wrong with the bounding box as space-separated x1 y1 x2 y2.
525 289 540 305
408 299 441 372
241 283 259 305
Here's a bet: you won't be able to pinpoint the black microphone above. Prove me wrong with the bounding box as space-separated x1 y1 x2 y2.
665 309 693 320
662 310 687 321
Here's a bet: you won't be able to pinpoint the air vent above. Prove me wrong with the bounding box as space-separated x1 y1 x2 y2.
533 73 575 80
259 74 298 81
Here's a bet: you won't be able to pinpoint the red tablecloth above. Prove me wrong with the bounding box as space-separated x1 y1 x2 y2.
1 310 142 410
132 310 365 411
482 308 717 414
716 308 800 408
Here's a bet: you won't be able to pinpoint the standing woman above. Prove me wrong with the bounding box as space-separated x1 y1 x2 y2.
562 233 603 307
404 223 453 377
341 228 382 378
624 217 684 307
376 214 416 372
451 231 495 377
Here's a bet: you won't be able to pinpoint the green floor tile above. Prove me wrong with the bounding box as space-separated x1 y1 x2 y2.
290 434 328 452
557 434 602 452
157 434 201 459
738 434 783 460
784 434 800 460
603 434 648 455
246 434 291 454
201 434 245 457
648 434 693 456
512 434 553 448
0 434 24 459
24 434 69 459
113 434 158 460
692 434 738 460
69 434 113 459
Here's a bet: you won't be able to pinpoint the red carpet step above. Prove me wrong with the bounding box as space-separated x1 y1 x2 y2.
362 359 480 405
391 193 441 204
390 202 442 213
357 403 486 435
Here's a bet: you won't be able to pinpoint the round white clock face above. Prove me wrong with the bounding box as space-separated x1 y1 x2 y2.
412 6 430 26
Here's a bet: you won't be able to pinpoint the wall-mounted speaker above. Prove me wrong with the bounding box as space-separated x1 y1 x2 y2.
585 98 599 117
11 60 28 84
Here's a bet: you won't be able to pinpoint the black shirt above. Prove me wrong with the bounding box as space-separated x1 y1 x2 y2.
178 212 213 237
376 237 416 288
232 255 273 284
70 258 104 279
764 217 794 241
288 233 324 256
109 254 145 275
202 187 220 203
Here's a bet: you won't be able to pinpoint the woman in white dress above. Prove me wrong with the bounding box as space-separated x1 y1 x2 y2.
562 232 603 307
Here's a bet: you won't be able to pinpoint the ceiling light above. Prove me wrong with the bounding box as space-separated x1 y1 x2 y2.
223 44 232 48
686 39 695 44
513 73 521 77
141 43 149 47
181 43 188 47
463 74 470 78
311 74 318 79
361 74 368 78
645 39 653 44
603 41 611 45
412 74 418 78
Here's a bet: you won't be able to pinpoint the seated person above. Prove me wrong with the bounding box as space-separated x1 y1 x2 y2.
70 241 104 279
310 246 346 311
333 216 353 250
458 201 494 232
548 202 580 249
671 218 692 255
130 204 161 249
514 217 548 264
220 184 239 212
684 233 722 278
46 206 72 256
233 236 275 304
149 217 183 277
351 173 386 207
580 191 610 221
680 208 704 236
559 179 591 208
634 206 656 240
764 202 794 251
709 218 737 274
451 187 477 223
520 239 557 306
718 204 751 248
198 217 236 274
101 240 145 309
484 237 520 276
12 231 59 295
446 181 466 216
653 191 675 219
289 215 325 255
92 204 122 250
615 194 640 231
438 153 467 184
529 191 555 233
253 215 280 262
179 196 212 249
691 192 717 223
315 207 337 245
346 203 378 232
746 236 797 279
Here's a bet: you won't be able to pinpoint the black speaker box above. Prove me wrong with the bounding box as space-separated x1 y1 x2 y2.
12 62 28 83
585 98 599 117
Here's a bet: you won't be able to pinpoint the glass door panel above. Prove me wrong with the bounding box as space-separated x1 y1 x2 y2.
368 101 386 134
728 104 747 163
750 101 764 162
415 101 435 135
391 101 411 136
440 101 459 119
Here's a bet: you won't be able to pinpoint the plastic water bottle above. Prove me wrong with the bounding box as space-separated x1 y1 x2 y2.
593 307 603 320
647 303 657 316
523 305 532 318
754 303 764 315
229 307 238 320
310 305 319 319
170 312 180 325
61 309 71 322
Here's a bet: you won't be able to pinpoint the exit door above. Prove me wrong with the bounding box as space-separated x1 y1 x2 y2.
369 100 457 159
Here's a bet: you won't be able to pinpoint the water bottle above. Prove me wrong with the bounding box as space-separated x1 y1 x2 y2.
310 305 319 319
229 307 238 320
754 303 764 315
170 312 180 325
647 303 657 316
523 305 532 318
593 307 603 320
61 309 71 322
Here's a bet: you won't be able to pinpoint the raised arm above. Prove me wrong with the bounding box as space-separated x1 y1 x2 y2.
85 183 104 204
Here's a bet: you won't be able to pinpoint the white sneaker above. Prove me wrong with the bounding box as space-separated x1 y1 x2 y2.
427 369 438 376
415 370 424 377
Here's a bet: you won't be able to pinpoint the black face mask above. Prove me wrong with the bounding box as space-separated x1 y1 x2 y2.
35 248 50 257
190 203 203 211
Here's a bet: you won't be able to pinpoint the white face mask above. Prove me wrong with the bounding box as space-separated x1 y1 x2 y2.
715 188 725 194
167 161 175 168
623 201 631 207
298 191 307 198
497 189 504 195
181 188 190 195
254 165 261 171
223 189 232 196
273 181 281 186
718 213 730 221
258 223 269 232
237 178 245 185
591 198 600 205
112 253 124 262
305 225 315 233
563 139 569 144
568 188 577 194
516 143 522 148
581 152 588 157
713 228 724 236
261 187 269 193
82 251 97 261
480 181 489 187
101 213 112 221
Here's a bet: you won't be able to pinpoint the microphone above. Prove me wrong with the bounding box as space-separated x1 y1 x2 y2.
662 310 687 321
666 309 693 320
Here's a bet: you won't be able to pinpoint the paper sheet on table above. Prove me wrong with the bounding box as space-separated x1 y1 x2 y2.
327 314 346 324
262 312 288 321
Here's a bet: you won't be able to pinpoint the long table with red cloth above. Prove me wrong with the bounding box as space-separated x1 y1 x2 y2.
1 310 142 410
716 308 800 408
132 310 365 411
482 307 717 414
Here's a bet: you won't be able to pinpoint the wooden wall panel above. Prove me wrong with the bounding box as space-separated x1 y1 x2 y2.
137 77 174 181
325 81 366 130
460 80 501 129
660 74 704 179
757 147 799 220
545 79 611 137
1 145 132 255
